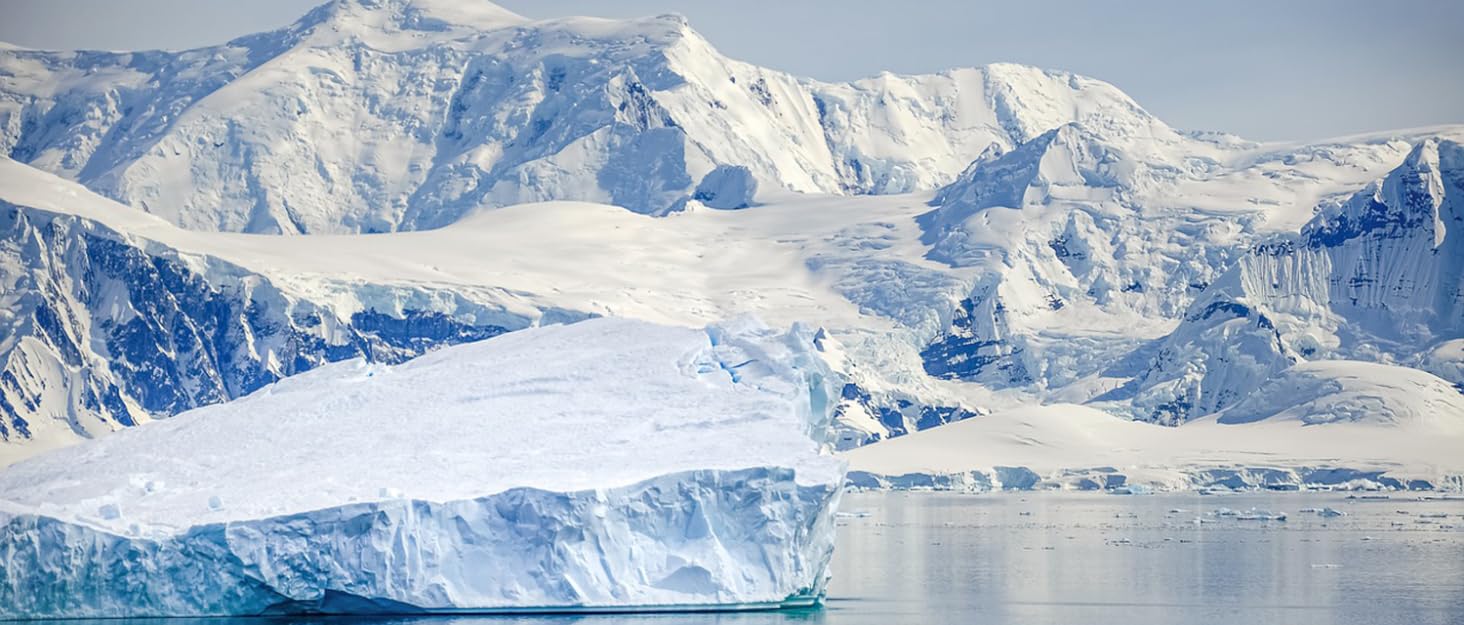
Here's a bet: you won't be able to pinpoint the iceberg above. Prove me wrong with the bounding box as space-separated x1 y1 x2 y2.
0 317 845 618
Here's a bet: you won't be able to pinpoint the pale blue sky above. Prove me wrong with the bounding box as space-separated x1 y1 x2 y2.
0 0 1459 141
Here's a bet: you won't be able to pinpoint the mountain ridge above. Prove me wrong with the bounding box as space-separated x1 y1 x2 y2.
2 0 1178 234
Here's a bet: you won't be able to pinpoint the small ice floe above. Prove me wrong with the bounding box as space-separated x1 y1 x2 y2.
1168 508 1187 514
1018 511 1032 516
1213 507 1240 517
1235 508 1286 521
1310 563 1342 569
835 511 872 519
1416 513 1449 519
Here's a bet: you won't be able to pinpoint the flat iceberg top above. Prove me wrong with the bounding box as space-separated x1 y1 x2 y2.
0 317 843 536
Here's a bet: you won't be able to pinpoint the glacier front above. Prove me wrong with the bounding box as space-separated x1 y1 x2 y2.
0 317 846 617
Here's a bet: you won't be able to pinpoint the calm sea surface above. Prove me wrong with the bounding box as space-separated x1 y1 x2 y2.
31 492 1464 625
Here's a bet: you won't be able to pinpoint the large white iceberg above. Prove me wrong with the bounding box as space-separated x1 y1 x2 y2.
0 317 845 617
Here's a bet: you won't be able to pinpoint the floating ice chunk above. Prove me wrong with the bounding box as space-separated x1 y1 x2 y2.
0 318 845 618
1235 508 1286 521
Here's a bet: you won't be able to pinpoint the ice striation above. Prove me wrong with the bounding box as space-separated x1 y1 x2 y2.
0 317 846 617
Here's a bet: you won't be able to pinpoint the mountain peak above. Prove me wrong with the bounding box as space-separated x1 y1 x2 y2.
929 122 1126 211
975 63 1170 144
1305 137 1462 249
295 0 528 40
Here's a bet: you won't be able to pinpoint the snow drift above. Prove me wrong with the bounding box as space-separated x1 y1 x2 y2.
0 317 846 617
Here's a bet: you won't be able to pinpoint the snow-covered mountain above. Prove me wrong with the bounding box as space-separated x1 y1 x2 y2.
0 0 1460 471
0 0 1164 234
914 120 1452 395
0 158 543 458
1121 138 1464 423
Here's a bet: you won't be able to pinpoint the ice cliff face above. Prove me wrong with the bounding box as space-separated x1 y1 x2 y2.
0 0 1168 233
0 317 845 617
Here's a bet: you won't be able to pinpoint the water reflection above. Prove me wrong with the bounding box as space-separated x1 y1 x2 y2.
829 492 1464 625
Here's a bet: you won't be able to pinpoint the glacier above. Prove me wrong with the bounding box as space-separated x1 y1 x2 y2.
0 316 846 617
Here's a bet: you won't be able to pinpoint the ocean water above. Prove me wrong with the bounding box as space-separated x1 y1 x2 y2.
26 492 1464 625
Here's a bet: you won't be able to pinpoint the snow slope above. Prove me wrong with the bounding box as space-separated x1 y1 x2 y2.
0 0 1175 233
845 364 1464 492
0 317 846 617
1215 361 1464 428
